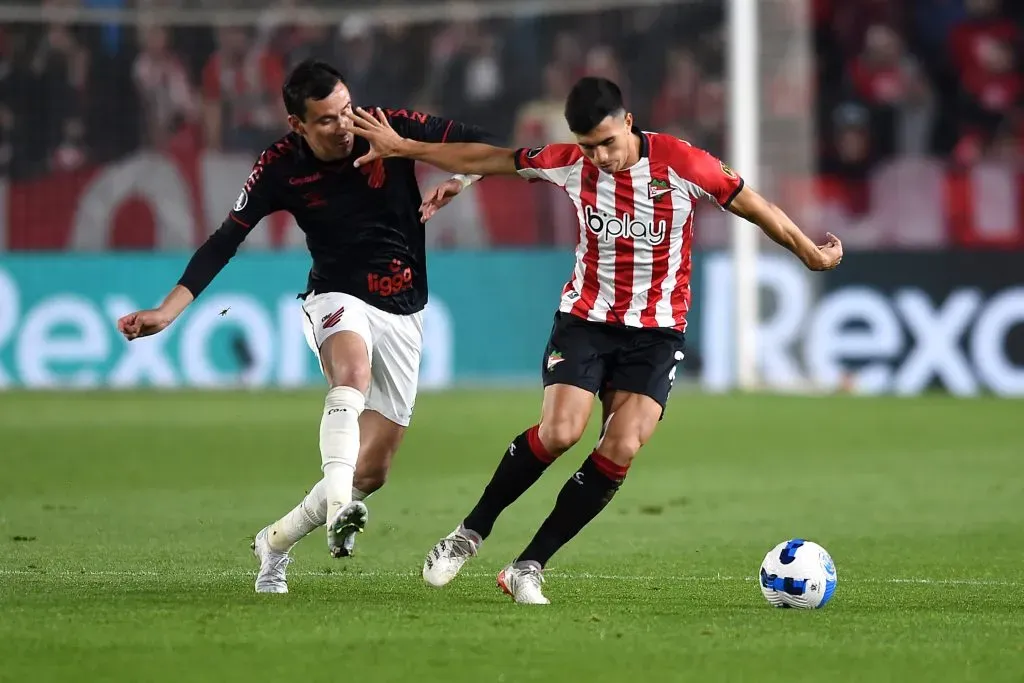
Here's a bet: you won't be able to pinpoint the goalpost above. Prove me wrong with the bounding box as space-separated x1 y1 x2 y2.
728 0 760 392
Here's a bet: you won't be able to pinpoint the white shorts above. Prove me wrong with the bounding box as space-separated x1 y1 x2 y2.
301 291 424 427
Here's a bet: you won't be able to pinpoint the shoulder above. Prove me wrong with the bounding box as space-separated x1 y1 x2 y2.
381 107 430 121
646 132 703 166
255 133 303 168
648 132 738 180
245 133 303 189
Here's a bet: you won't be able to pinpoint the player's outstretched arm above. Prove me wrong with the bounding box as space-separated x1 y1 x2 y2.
117 214 252 340
727 185 843 271
348 107 518 176
117 285 194 340
118 148 277 340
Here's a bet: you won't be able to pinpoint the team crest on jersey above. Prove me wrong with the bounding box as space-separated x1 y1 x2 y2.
648 178 672 202
721 161 737 178
233 190 248 212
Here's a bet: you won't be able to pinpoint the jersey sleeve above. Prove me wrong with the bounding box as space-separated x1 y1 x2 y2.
512 144 581 187
177 156 281 298
383 108 499 145
228 156 281 229
671 142 745 208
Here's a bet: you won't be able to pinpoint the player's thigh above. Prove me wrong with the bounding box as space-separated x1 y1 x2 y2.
364 308 423 427
354 409 407 491
538 312 608 452
604 328 686 419
597 390 664 465
301 292 373 390
538 383 596 453
540 312 607 395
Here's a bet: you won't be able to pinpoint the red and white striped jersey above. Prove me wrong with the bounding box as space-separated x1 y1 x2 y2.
514 130 744 331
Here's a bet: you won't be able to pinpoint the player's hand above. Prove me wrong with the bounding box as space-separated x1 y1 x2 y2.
116 309 173 341
812 232 843 270
419 178 465 223
348 107 405 168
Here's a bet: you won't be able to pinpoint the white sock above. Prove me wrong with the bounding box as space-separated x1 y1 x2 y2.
352 488 372 502
267 479 328 553
321 386 365 525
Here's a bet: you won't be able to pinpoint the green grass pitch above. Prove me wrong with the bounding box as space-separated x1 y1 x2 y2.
1 389 1022 682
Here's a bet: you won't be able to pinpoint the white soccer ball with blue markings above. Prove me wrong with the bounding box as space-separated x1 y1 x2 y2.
759 539 837 609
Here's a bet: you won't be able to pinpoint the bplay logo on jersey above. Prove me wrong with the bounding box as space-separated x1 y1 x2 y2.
584 205 667 244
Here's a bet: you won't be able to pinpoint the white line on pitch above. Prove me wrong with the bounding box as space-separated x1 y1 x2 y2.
0 569 1018 587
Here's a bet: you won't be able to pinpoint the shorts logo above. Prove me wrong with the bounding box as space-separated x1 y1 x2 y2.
668 350 684 389
233 190 248 212
546 350 565 372
321 307 345 329
526 146 545 159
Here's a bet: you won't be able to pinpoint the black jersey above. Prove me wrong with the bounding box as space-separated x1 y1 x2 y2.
177 109 495 315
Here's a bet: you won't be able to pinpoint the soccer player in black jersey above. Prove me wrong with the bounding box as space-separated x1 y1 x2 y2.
116 59 496 594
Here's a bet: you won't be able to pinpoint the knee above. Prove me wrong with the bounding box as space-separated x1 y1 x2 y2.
325 361 370 392
354 469 387 495
597 432 644 467
538 417 586 456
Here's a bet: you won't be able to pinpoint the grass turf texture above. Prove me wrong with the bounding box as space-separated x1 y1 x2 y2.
1 390 1022 682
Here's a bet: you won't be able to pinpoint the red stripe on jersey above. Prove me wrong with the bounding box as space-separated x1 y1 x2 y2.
669 211 696 329
640 170 674 326
608 171 637 324
571 163 602 319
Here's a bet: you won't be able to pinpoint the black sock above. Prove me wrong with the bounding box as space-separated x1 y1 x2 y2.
462 425 555 539
516 451 628 568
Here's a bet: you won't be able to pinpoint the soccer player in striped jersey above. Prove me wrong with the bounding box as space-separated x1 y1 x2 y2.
346 76 843 604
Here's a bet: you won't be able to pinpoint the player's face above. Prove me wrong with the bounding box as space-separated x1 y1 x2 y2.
574 112 636 173
290 82 356 161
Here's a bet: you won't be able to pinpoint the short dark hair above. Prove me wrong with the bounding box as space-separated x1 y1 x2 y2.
282 59 346 120
564 77 625 134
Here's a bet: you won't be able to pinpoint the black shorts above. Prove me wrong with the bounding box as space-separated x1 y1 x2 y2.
541 311 686 412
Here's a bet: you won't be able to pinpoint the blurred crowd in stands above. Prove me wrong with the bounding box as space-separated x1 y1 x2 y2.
1 0 1022 248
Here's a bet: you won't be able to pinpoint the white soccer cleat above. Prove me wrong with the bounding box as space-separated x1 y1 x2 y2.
422 527 480 587
497 562 550 605
327 501 368 559
251 527 292 594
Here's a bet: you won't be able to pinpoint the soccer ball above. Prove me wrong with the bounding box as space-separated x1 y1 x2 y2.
759 539 837 609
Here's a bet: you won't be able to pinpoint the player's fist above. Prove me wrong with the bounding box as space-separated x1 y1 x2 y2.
419 178 465 223
117 309 173 340
812 232 843 271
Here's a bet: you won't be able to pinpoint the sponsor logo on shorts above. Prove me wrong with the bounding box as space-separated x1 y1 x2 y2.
321 307 345 329
546 350 564 372
368 259 413 298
